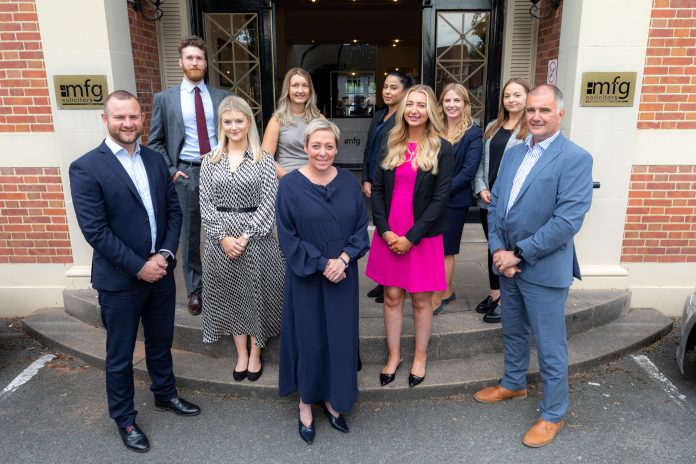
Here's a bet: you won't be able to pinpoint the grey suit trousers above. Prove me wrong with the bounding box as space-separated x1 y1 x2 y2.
175 162 202 295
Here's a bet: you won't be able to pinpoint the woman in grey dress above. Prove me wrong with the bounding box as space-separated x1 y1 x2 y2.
262 68 322 177
199 95 285 382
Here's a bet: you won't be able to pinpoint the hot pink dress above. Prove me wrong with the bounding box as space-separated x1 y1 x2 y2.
365 142 446 293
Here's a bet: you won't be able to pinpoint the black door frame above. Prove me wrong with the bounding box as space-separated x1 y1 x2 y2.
421 0 504 126
191 0 276 128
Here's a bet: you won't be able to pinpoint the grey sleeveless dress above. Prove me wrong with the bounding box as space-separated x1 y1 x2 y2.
276 115 309 172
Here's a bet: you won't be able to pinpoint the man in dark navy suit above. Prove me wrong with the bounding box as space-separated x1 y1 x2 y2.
69 90 200 453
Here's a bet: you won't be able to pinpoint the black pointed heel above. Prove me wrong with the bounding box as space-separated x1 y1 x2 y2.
319 402 349 433
408 372 425 388
298 412 315 445
379 359 403 386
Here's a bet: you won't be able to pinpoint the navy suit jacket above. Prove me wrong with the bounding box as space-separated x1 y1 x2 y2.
488 133 593 288
448 125 483 208
69 141 183 291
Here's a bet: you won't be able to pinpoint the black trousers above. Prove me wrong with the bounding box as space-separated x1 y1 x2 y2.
98 273 177 428
479 207 500 291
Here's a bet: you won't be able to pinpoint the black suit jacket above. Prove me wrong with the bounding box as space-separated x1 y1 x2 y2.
69 141 183 291
360 107 395 183
371 137 454 245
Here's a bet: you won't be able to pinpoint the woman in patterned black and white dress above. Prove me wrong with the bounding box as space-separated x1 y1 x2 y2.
199 95 284 382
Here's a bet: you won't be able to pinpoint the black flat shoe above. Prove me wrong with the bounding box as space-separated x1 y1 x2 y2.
298 412 315 445
483 304 502 323
442 292 457 305
379 359 403 386
118 423 150 453
476 296 500 314
408 372 425 388
154 396 201 416
247 366 263 382
232 369 247 381
320 402 349 433
367 284 384 298
375 294 384 304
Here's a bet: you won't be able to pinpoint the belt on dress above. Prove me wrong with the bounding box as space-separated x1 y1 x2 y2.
178 159 201 167
216 206 258 213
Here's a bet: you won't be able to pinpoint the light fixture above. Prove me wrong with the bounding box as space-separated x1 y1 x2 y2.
529 0 561 20
394 39 400 43
126 0 164 21
352 39 358 43
392 43 397 47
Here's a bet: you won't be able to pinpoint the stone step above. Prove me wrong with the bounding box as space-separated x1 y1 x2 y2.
62 289 630 362
22 307 672 400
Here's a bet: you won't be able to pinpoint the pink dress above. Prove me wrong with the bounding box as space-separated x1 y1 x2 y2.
365 142 446 293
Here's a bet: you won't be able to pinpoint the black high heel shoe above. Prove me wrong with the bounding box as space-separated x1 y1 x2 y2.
408 371 425 388
319 402 349 433
379 359 403 386
298 411 315 445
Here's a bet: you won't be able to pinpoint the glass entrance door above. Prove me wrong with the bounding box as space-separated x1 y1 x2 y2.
422 0 503 124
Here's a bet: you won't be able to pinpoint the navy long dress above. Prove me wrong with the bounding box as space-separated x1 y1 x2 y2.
276 167 370 414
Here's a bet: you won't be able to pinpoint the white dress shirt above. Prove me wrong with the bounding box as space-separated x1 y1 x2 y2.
179 79 217 162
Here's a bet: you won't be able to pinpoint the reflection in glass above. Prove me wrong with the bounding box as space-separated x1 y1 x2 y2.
435 11 489 123
205 13 263 127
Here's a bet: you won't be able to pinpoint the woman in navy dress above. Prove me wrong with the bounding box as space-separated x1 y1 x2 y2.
431 83 483 315
276 119 370 445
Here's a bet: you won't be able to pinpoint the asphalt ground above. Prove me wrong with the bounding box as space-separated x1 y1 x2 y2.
1 317 695 464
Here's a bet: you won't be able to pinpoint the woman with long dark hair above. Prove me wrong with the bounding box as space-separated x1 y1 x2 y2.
473 78 529 323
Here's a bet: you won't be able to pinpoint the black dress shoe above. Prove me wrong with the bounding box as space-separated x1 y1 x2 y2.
155 396 201 416
483 304 502 323
247 366 263 382
298 412 315 445
118 423 150 453
233 369 247 381
380 359 403 386
476 296 500 314
187 292 202 315
408 372 425 388
367 284 384 298
320 403 349 433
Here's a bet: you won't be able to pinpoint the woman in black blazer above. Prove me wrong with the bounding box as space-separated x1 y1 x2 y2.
365 85 454 388
361 71 415 302
431 83 483 315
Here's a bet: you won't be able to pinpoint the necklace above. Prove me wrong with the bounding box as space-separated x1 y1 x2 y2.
406 144 417 162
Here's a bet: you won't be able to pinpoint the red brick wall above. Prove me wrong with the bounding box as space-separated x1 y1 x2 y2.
0 167 72 264
128 1 162 143
637 0 696 130
534 0 563 86
621 165 696 263
0 0 53 132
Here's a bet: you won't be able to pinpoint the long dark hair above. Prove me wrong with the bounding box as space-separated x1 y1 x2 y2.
484 78 530 141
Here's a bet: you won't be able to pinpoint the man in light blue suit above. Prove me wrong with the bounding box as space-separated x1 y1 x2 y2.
474 84 593 448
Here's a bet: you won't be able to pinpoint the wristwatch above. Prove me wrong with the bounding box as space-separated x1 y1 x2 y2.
513 246 525 262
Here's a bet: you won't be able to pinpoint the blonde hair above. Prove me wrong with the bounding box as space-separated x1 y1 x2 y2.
484 77 530 141
210 95 263 164
382 85 444 175
438 83 473 144
304 119 341 146
274 68 321 126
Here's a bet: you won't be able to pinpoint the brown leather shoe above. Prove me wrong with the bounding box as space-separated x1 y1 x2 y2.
473 385 528 403
187 292 202 315
522 418 564 448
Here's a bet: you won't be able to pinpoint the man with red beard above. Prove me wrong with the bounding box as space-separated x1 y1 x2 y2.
149 36 229 315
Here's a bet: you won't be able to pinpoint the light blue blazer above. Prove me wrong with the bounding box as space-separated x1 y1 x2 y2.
487 133 594 289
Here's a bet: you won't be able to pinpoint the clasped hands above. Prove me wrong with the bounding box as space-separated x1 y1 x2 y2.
220 235 249 260
382 231 412 255
137 253 168 283
324 253 349 283
492 249 521 278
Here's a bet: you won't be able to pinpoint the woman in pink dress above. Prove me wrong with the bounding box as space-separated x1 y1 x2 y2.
366 85 454 388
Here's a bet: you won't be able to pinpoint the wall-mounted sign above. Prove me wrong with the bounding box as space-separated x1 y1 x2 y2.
53 75 108 109
580 72 636 107
547 59 557 85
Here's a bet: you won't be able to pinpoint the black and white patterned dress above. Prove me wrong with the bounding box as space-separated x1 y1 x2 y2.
199 149 285 347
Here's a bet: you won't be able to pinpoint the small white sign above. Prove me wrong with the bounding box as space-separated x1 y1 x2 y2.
547 59 558 85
